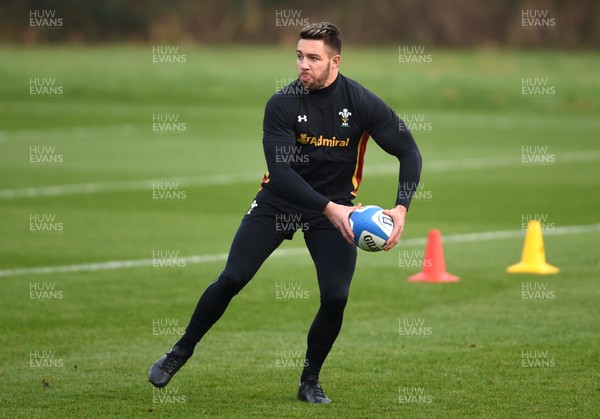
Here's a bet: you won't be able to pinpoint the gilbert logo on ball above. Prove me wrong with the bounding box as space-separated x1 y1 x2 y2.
349 205 393 251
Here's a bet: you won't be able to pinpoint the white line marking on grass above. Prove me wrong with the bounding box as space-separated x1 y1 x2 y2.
1 150 599 199
0 172 258 199
1 223 598 278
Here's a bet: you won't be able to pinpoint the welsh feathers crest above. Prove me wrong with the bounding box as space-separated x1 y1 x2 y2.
339 108 351 127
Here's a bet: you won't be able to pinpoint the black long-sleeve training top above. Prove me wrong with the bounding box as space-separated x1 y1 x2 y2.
257 73 422 214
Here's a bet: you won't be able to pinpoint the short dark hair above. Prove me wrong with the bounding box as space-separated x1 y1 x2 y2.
299 22 342 55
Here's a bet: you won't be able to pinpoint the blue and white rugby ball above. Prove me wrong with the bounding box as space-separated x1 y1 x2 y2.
349 205 394 252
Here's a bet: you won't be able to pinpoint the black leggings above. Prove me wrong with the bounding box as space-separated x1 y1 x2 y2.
182 200 357 378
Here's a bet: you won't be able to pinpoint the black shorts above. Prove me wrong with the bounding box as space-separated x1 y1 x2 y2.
244 196 344 240
219 195 357 299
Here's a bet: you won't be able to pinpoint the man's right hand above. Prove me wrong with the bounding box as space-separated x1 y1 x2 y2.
323 201 362 246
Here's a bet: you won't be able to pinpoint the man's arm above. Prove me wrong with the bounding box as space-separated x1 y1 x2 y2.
363 90 423 250
262 140 330 212
262 96 331 212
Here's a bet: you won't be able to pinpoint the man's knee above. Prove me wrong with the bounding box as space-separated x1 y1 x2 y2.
319 290 350 315
214 271 251 296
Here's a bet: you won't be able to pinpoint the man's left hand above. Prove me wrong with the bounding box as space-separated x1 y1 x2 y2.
382 205 407 251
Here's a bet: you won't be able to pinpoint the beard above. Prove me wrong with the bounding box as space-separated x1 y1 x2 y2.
299 63 331 91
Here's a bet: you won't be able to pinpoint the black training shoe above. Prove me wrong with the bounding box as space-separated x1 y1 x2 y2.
148 345 191 388
297 376 332 404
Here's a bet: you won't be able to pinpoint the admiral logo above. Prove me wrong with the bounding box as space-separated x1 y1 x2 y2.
339 108 351 127
297 133 349 147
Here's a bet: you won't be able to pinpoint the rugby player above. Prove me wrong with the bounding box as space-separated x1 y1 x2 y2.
149 21 422 404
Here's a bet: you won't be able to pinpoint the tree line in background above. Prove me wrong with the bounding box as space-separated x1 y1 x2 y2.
1 0 598 47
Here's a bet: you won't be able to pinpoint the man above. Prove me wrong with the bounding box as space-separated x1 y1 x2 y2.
149 21 422 404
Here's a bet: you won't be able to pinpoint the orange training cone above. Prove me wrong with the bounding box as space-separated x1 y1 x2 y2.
408 229 460 283
507 220 559 275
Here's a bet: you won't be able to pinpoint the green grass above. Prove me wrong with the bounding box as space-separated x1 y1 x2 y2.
0 46 599 418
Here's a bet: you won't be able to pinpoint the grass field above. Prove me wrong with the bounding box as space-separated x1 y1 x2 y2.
0 45 599 418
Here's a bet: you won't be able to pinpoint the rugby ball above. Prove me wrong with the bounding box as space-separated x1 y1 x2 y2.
349 205 394 252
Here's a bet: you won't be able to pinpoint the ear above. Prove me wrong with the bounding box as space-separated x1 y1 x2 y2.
330 54 341 69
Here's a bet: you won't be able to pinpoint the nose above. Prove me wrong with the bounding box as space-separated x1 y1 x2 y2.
298 58 309 71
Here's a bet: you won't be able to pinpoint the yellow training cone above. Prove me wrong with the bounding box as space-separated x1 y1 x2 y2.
507 220 559 275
